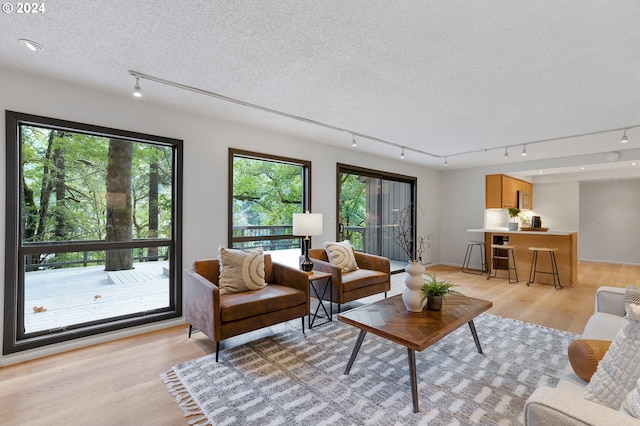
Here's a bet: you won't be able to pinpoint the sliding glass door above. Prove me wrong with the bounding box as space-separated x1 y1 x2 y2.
337 164 416 271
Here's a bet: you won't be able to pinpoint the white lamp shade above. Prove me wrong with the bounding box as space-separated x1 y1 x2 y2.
292 213 323 236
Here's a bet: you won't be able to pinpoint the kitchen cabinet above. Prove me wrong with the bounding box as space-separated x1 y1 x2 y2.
485 174 532 209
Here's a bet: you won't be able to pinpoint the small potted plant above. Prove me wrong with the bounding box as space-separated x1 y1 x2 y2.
507 207 520 231
421 274 464 311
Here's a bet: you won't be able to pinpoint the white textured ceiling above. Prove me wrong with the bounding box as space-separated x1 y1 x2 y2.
1 1 639 171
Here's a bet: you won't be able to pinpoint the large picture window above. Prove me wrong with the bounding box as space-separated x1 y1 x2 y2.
4 111 182 354
229 149 310 251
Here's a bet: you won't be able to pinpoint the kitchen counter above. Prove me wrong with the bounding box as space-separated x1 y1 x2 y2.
467 228 576 236
467 228 578 286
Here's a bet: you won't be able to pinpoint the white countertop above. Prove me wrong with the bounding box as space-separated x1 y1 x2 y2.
467 228 577 236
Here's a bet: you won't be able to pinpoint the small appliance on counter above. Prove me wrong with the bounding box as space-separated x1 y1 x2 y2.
532 216 542 228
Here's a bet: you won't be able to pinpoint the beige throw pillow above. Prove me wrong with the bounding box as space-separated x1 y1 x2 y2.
324 240 358 273
584 304 640 409
218 247 266 294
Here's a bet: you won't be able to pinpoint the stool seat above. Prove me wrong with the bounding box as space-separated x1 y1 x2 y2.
527 247 562 290
462 241 487 274
487 244 518 283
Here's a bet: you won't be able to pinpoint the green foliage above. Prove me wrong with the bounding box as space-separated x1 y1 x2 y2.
20 125 173 250
507 207 521 218
232 157 303 227
338 173 366 250
420 273 463 302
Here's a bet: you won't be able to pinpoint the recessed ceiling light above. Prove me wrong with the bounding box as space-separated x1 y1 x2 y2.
18 39 43 52
632 162 637 166
580 167 585 171
539 170 544 174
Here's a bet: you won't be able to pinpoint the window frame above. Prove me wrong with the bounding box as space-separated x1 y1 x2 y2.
4 110 183 354
228 149 311 250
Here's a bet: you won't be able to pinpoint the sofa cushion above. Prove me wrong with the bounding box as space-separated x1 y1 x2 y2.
584 304 640 409
568 339 611 382
582 312 629 340
218 247 266 294
341 268 388 292
220 284 306 322
324 240 358 273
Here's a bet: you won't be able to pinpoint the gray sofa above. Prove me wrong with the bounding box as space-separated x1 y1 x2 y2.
524 286 640 425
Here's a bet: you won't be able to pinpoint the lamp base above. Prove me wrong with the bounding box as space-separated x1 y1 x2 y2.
301 237 313 272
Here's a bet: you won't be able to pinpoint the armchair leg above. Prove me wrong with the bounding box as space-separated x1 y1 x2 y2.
338 304 341 314
188 324 192 338
384 291 387 299
301 317 305 333
215 342 220 362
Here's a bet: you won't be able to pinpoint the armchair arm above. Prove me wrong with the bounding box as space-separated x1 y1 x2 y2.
184 268 221 342
595 286 626 317
525 386 640 426
354 252 391 275
306 256 342 286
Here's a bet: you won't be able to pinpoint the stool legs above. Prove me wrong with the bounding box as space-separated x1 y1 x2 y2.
487 246 518 283
462 242 487 274
527 249 562 290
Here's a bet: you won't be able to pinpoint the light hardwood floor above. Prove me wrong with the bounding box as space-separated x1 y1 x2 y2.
1 261 636 425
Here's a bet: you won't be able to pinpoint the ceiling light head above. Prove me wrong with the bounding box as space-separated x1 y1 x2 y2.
621 129 629 143
444 156 448 167
521 145 528 156
18 39 43 52
351 134 357 147
132 77 142 98
400 147 405 159
503 147 509 158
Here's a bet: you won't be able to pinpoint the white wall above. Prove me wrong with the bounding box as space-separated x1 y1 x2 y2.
0 67 440 364
530 181 579 231
579 179 640 264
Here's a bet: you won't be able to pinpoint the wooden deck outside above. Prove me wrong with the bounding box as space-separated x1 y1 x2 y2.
24 261 169 333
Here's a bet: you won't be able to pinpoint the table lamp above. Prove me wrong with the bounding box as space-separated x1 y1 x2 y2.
292 212 323 272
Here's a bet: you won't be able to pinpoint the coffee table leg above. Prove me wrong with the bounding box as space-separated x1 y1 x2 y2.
407 348 419 413
468 320 483 354
344 330 367 374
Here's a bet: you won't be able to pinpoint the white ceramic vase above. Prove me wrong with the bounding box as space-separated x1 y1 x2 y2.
403 260 427 312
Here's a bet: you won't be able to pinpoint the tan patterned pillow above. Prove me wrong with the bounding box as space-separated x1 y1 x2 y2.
625 285 640 316
324 240 358 273
218 247 266 294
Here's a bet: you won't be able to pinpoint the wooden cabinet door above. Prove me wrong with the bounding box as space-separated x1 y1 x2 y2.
501 176 518 208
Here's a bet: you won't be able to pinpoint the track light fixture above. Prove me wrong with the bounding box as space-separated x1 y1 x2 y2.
521 145 528 156
18 38 43 52
126 70 640 165
621 129 628 143
132 77 142 98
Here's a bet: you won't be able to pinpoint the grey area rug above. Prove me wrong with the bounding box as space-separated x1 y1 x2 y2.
162 313 578 425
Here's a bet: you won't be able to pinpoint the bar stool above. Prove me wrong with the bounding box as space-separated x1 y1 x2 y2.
462 241 487 274
527 247 562 290
487 244 518 283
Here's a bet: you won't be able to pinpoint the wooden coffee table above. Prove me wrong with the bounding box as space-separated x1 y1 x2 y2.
338 294 493 413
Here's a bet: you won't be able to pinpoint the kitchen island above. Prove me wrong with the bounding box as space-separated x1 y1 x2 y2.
467 228 578 287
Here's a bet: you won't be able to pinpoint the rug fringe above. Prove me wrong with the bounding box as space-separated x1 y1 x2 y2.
161 369 211 426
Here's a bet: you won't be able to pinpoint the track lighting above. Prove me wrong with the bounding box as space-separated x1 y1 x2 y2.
18 39 43 52
351 134 357 147
400 147 405 159
521 145 528 156
444 157 448 166
621 129 628 143
133 77 142 98
503 147 509 158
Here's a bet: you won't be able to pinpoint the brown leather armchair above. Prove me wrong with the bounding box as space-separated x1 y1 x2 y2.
307 248 390 313
184 254 309 361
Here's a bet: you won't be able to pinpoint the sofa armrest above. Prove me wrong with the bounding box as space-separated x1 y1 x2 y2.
184 268 221 341
354 251 391 275
595 286 627 317
525 386 640 426
271 261 309 294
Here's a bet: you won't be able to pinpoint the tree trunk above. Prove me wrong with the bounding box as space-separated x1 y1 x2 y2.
147 160 159 261
53 146 67 240
105 139 133 271
35 130 55 242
